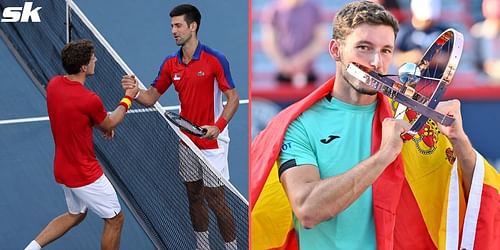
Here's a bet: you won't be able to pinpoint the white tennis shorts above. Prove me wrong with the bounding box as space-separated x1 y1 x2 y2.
179 140 229 187
61 174 121 219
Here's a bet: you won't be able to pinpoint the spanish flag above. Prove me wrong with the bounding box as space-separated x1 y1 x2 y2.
250 77 500 250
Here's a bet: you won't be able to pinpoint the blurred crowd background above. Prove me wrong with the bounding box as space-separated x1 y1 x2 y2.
253 0 499 90
251 0 500 170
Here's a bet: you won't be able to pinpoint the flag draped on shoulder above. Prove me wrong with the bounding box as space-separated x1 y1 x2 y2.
250 77 500 250
250 78 335 250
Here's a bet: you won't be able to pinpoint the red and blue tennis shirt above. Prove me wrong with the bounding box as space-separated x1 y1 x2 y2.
152 42 235 149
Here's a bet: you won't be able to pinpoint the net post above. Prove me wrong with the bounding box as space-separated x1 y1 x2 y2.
66 0 72 43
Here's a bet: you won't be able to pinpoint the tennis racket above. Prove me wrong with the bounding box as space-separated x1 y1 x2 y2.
164 111 207 137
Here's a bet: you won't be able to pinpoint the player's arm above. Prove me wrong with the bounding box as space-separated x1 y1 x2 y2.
97 86 138 131
435 100 476 199
281 118 409 229
201 51 239 140
97 104 128 132
219 88 239 124
132 87 162 107
201 88 239 140
121 75 162 107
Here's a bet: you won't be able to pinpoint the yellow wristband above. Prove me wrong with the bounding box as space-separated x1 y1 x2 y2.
120 98 132 109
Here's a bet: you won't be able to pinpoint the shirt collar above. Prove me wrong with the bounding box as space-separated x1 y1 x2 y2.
177 41 203 63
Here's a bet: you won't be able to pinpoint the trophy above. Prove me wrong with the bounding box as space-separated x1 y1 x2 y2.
346 28 464 139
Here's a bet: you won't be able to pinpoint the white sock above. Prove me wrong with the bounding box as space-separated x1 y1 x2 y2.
24 240 41 250
225 239 237 250
195 231 210 250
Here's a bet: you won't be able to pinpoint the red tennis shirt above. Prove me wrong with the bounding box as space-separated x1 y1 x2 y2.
47 76 107 187
152 42 235 149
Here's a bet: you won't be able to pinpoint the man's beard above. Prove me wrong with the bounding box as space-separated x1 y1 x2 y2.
338 58 378 96
176 34 192 46
342 70 377 96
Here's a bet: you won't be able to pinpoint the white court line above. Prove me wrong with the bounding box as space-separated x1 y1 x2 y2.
0 99 249 125
0 116 49 125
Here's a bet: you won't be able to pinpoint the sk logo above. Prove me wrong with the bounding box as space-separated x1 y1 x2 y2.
173 73 181 80
1 2 42 23
197 71 205 77
320 135 340 144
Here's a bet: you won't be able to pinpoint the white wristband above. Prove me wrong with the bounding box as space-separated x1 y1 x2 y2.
134 89 142 100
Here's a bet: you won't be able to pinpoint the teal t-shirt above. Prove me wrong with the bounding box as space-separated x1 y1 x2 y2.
279 97 377 250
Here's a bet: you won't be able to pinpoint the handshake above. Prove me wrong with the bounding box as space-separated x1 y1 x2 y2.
121 75 140 99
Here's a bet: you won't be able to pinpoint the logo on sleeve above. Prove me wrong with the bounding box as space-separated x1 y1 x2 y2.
320 135 340 144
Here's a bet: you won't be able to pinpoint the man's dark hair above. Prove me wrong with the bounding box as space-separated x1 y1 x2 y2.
61 39 95 75
169 4 201 34
333 1 399 40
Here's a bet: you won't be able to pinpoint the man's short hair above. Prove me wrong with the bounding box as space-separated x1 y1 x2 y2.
333 1 399 41
169 4 202 34
61 39 95 75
